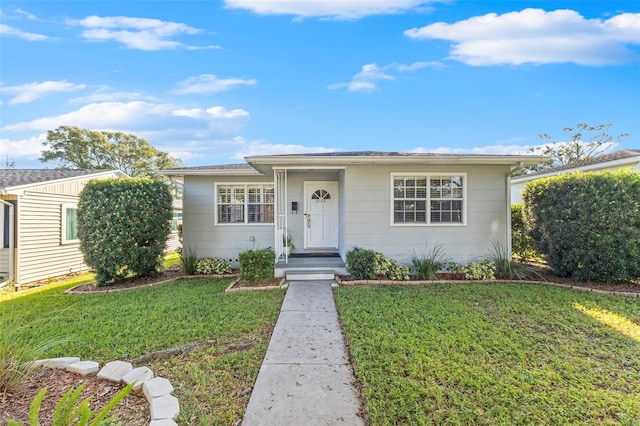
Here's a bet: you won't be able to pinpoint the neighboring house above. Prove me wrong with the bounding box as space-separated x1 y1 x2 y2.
162 152 546 277
0 169 126 288
166 198 183 253
511 149 640 204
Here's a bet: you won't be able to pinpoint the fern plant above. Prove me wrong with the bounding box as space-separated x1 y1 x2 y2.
6 382 134 426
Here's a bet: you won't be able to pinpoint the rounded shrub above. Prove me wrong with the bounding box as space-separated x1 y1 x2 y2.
522 170 640 283
78 177 172 286
511 204 539 261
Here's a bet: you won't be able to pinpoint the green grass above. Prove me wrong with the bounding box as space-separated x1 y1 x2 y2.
1 278 284 424
335 283 640 425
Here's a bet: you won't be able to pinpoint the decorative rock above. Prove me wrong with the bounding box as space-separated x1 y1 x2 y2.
43 357 81 369
122 366 154 391
143 377 174 402
149 420 178 426
150 394 180 420
97 360 133 382
240 386 252 397
66 360 100 376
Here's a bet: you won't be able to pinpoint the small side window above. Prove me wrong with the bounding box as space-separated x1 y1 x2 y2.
61 203 79 244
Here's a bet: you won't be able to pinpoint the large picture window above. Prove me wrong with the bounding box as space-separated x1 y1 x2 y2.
61 203 79 243
391 174 465 225
216 184 274 224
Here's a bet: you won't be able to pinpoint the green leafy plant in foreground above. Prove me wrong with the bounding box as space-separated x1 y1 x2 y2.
6 382 133 426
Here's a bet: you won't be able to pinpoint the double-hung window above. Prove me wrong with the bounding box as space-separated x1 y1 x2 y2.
391 174 465 225
216 184 274 224
61 203 79 243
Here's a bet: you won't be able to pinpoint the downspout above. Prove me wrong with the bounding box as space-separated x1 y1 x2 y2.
0 199 15 289
505 161 524 257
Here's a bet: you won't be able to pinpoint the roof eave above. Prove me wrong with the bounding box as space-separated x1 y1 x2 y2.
1 169 127 193
159 168 262 177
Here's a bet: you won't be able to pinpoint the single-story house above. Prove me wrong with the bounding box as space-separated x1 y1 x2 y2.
511 149 640 204
0 169 126 288
162 152 547 278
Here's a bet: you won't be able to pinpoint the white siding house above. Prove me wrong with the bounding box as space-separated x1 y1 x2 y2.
163 152 547 274
0 169 126 287
511 149 640 204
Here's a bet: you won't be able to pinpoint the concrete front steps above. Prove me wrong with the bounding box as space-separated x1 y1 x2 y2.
275 255 346 281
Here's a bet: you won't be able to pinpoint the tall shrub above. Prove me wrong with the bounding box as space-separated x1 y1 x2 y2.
522 170 640 283
78 177 172 285
239 248 275 282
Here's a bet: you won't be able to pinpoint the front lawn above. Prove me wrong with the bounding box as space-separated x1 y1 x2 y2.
1 278 285 424
335 283 640 425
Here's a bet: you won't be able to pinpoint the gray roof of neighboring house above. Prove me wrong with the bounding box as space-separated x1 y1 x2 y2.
517 149 640 179
0 169 120 189
166 163 255 171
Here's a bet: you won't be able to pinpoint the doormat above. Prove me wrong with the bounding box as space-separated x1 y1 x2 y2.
289 252 340 258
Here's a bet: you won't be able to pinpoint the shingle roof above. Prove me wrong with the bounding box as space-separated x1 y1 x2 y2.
0 169 118 189
165 163 256 171
519 149 640 178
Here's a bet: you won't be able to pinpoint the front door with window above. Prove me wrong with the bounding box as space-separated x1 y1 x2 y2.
304 181 338 249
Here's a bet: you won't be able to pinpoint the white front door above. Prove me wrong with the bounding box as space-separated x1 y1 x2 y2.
304 181 339 249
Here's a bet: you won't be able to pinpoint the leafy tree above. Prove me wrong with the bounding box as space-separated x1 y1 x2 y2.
522 123 629 174
41 126 183 177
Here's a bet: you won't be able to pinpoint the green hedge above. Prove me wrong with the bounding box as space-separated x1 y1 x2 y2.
346 248 410 280
522 170 640 283
239 248 275 282
78 177 172 286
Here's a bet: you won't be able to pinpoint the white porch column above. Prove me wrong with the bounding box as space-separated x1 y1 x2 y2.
274 169 288 262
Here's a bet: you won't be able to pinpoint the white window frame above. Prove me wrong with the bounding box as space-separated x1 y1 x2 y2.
214 183 275 226
390 173 467 226
61 203 80 244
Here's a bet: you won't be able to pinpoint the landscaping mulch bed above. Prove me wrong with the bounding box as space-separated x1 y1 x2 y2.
68 266 186 293
0 368 149 425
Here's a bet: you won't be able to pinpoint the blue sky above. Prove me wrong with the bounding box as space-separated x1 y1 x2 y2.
1 1 639 168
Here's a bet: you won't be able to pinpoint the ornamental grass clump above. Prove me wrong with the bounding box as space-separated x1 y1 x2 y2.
0 314 66 394
410 244 448 280
490 241 544 281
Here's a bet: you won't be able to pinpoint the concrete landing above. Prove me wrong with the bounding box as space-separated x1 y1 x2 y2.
242 281 364 426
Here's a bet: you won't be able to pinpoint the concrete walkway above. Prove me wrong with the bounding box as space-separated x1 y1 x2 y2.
242 281 365 426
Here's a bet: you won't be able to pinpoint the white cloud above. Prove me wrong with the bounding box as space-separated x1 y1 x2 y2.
70 15 212 51
224 0 436 20
0 101 175 132
0 133 46 158
68 87 155 104
230 136 340 159
405 9 640 66
328 61 442 93
174 74 257 95
171 106 250 120
0 23 53 41
1 80 86 104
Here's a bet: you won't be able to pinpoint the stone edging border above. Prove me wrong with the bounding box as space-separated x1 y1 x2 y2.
334 276 640 297
225 277 287 293
31 357 179 426
64 274 238 294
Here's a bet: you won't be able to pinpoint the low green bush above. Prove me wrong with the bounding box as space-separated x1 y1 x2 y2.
239 248 275 282
462 260 496 280
346 248 377 280
346 248 409 280
196 258 233 275
523 170 640 283
490 241 543 281
374 252 410 281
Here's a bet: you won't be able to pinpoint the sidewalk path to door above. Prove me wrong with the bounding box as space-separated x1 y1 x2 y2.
242 281 365 426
